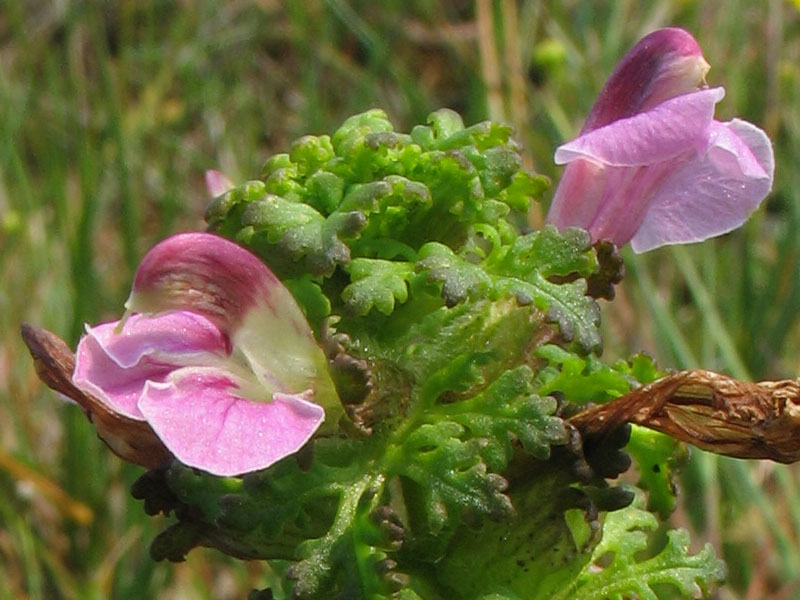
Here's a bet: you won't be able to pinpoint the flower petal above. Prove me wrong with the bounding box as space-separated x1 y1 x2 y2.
582 27 709 133
73 312 229 419
595 162 682 247
545 159 607 232
233 298 339 403
546 28 773 252
555 87 724 167
126 232 284 335
22 323 173 469
126 232 341 421
630 119 774 253
96 312 229 367
138 369 325 476
709 118 774 180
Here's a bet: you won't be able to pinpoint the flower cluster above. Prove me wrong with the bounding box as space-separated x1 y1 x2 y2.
55 28 775 480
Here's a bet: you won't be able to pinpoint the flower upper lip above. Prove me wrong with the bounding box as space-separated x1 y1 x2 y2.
580 27 710 133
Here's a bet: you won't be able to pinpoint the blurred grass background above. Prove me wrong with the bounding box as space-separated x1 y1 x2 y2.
1 0 799 597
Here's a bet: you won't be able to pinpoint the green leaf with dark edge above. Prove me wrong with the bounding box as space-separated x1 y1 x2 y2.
206 106 553 292
340 175 434 253
342 258 414 315
417 228 602 354
205 179 269 236
303 170 345 216
418 441 633 600
386 420 513 534
556 490 726 600
239 195 365 276
499 170 550 213
432 366 567 471
152 440 406 598
511 226 596 279
341 297 550 427
285 473 398 599
534 344 636 404
163 463 244 522
533 347 681 516
262 154 304 202
409 108 465 148
411 109 513 152
462 144 522 197
486 230 601 354
289 135 336 177
332 109 395 158
512 276 599 352
416 242 492 306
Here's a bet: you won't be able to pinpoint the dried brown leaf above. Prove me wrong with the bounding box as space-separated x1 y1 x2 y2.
20 324 172 469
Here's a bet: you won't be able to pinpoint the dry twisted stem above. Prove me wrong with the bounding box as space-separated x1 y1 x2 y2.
569 369 800 463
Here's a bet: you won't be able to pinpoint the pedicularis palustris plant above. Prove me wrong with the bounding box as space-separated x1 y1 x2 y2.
25 28 787 599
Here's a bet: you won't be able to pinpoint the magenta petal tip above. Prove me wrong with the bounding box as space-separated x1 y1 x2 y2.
582 27 710 133
127 232 281 333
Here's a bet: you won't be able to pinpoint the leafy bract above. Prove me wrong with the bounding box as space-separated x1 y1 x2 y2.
434 366 566 470
534 348 685 514
560 491 726 600
626 426 687 519
343 258 414 315
388 420 513 532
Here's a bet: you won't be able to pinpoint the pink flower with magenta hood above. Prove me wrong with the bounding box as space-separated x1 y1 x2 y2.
72 232 339 476
546 27 774 253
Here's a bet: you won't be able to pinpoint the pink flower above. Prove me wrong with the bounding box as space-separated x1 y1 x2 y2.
72 232 339 476
546 27 774 253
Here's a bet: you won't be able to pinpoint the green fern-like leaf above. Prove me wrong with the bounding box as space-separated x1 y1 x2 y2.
342 258 414 315
387 420 513 533
562 492 726 600
433 366 567 470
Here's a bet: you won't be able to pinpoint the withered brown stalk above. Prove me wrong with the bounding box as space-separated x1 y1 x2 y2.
569 369 800 463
